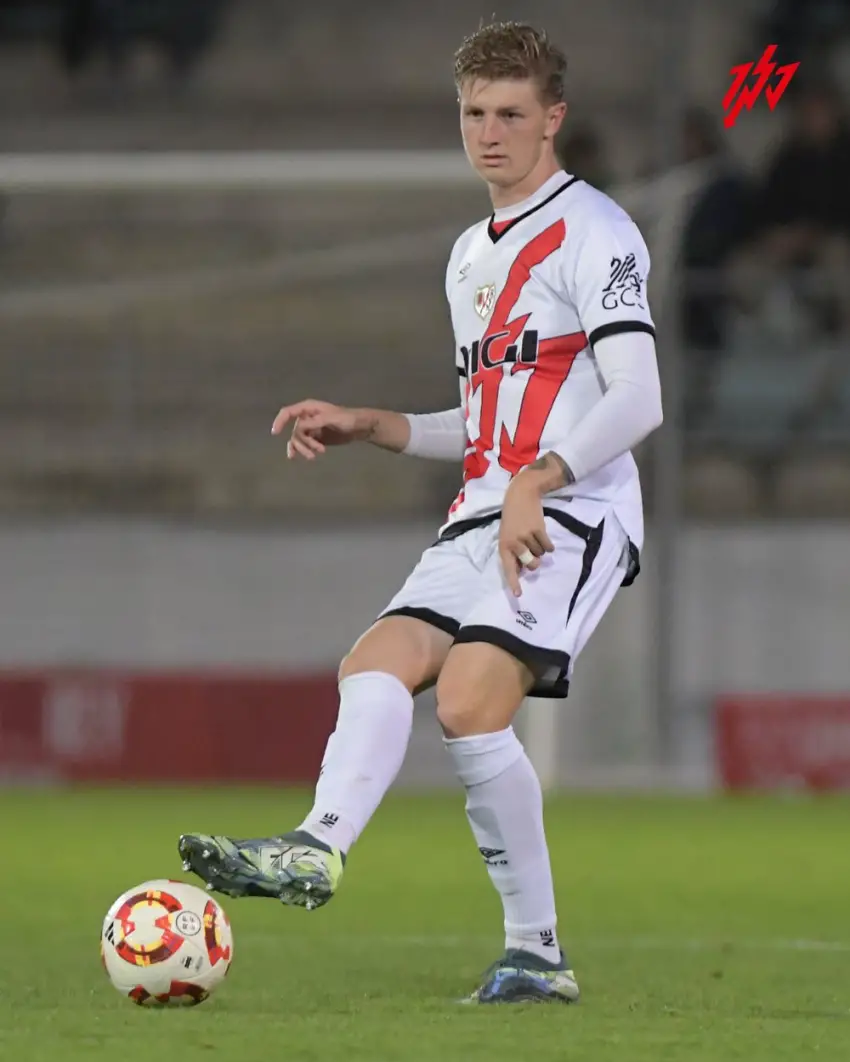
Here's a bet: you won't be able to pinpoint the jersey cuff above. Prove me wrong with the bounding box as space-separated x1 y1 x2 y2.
588 320 656 348
402 409 466 461
550 442 586 484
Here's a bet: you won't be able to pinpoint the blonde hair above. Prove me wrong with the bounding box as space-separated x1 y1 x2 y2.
454 21 567 104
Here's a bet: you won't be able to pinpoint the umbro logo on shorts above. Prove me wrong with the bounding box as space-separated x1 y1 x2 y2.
516 610 537 631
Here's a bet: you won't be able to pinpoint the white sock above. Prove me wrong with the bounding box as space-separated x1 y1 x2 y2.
298 671 414 853
445 727 562 964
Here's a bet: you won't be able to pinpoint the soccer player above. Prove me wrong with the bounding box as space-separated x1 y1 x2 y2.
179 21 663 1004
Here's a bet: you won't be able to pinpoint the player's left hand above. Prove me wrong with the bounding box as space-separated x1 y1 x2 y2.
498 478 554 597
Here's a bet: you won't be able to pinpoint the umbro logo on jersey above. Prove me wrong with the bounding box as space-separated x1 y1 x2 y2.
479 847 508 866
458 261 472 282
474 283 497 320
516 610 537 631
601 253 645 310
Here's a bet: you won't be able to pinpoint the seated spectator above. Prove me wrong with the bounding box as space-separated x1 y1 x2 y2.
679 107 754 352
759 0 850 66
750 78 850 336
58 0 226 83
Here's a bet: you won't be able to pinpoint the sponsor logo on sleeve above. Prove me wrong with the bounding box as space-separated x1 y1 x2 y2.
601 254 645 311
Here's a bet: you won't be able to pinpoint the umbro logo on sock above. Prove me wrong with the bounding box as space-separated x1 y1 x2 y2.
479 847 508 866
319 813 339 828
539 929 556 947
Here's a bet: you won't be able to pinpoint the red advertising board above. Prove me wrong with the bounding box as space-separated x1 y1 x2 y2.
717 695 850 790
0 669 339 784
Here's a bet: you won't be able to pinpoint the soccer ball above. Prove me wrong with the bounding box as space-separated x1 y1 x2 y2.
100 879 233 1006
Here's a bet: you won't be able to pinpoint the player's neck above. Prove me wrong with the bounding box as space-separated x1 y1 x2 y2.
488 158 564 211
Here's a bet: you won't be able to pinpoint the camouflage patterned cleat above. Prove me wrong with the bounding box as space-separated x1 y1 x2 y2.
177 829 345 910
463 948 580 1004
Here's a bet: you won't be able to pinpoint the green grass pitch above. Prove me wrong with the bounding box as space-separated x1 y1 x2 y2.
2 787 849 1061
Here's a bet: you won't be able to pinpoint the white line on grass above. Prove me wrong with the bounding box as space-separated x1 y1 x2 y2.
240 934 850 953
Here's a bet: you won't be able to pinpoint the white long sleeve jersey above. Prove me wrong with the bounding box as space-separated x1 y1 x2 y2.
438 170 659 548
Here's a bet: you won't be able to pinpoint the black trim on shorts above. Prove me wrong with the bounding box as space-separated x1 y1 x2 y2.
449 514 605 698
436 510 501 544
622 539 641 587
436 506 640 588
454 625 572 699
437 506 595 546
588 320 656 348
567 519 605 619
387 508 636 699
542 507 596 545
379 606 460 638
487 176 582 244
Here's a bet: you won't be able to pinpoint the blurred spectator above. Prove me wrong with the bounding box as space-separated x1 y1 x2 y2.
60 0 125 75
61 0 226 82
678 106 753 351
745 79 850 336
556 122 612 191
759 0 850 65
759 80 850 236
0 1 227 84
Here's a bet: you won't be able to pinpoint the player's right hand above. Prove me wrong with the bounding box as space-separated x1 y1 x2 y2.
271 399 365 460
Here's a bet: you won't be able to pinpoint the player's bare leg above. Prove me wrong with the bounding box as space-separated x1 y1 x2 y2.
437 641 579 1004
179 616 452 908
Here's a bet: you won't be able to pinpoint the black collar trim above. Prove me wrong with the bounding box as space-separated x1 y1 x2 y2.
487 176 582 243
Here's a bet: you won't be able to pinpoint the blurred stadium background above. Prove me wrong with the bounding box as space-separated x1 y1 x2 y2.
2 0 850 793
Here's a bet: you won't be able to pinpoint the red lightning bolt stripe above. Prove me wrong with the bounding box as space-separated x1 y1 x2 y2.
723 45 799 129
462 220 567 481
449 220 585 514
482 219 567 358
498 330 588 475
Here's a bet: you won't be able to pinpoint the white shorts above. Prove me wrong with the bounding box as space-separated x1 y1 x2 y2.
379 506 639 698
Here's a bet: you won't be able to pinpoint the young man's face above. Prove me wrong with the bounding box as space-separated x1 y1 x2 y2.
459 77 566 190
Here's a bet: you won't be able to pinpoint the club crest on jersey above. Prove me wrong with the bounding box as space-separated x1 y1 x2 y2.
474 283 497 320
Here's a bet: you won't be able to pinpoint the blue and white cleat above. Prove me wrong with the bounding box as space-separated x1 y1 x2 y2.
463 948 580 1004
177 829 344 910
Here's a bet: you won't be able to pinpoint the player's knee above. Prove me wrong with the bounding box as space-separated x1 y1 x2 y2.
336 631 420 690
337 624 396 683
435 669 488 737
337 647 389 684
338 615 450 692
436 697 483 738
436 642 532 737
337 651 360 684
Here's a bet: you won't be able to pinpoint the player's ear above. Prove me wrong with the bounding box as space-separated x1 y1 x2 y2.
545 101 568 139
